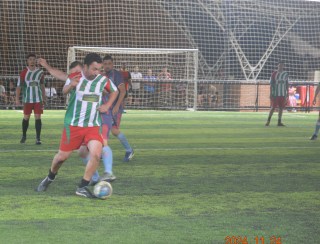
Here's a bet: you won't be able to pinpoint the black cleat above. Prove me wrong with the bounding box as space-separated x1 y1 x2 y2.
310 134 318 140
20 136 26 144
123 149 134 162
277 122 285 127
75 186 96 198
36 176 54 192
36 139 42 145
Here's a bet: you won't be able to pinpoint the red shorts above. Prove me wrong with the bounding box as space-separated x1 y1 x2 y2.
24 102 43 115
271 96 286 109
112 112 122 129
59 126 103 152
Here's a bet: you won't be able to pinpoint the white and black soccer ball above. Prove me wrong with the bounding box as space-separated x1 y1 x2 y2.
93 181 113 199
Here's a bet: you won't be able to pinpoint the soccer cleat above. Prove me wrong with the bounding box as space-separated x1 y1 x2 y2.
310 134 318 140
100 172 117 182
20 136 26 144
36 139 42 145
75 186 96 198
123 149 134 162
36 176 54 192
277 122 285 126
265 121 270 126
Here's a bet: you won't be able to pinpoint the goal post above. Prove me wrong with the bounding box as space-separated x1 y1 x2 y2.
68 47 199 110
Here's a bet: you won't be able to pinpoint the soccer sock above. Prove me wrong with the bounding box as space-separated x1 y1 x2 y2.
82 156 100 182
48 169 57 181
22 119 29 137
102 146 113 174
314 121 320 135
117 132 132 152
35 119 42 140
278 118 281 124
79 178 90 188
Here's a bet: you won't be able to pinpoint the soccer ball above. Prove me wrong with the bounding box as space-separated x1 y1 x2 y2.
93 181 113 199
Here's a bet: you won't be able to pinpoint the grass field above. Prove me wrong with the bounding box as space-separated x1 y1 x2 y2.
0 110 319 244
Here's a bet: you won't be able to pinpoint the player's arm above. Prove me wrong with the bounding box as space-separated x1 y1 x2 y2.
38 58 68 81
313 83 320 105
98 81 119 113
15 86 21 106
62 76 81 95
269 74 275 99
40 74 47 105
128 72 133 91
113 83 126 114
15 73 24 106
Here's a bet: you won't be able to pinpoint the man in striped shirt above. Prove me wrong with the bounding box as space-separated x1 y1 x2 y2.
16 53 46 144
36 53 117 198
265 62 289 126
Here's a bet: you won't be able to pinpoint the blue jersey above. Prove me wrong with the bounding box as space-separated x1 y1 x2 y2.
106 69 124 112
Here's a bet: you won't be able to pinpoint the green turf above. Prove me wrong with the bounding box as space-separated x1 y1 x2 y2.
0 110 319 244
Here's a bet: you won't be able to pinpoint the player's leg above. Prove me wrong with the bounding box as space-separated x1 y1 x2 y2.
20 104 32 143
277 97 286 126
36 126 83 192
76 139 102 198
36 150 73 192
76 127 103 198
78 145 100 185
112 113 134 162
310 111 320 140
265 104 275 126
100 123 116 182
34 102 44 144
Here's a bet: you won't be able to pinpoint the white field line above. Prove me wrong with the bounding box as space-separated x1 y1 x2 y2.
0 146 318 153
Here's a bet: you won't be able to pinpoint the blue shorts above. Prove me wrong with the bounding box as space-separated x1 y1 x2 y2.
100 112 113 140
112 112 122 129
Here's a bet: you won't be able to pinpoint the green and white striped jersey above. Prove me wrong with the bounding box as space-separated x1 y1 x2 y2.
64 73 111 127
18 67 45 103
270 71 289 97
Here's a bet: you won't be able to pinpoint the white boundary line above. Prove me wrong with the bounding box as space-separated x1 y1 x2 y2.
0 146 318 153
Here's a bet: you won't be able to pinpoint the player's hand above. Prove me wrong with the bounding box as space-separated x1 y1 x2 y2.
37 58 49 68
313 98 317 105
97 104 110 113
42 98 47 106
112 106 119 115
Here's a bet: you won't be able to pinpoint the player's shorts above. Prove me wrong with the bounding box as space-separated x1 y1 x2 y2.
271 96 286 109
59 126 103 152
24 102 43 115
112 112 122 129
101 117 112 140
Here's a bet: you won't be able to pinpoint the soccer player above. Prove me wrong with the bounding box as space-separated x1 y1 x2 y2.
310 84 320 140
38 57 118 184
36 53 115 198
102 55 134 164
16 53 46 145
265 62 289 126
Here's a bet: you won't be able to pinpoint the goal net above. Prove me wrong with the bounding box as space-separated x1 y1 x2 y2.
1 0 320 110
68 47 198 110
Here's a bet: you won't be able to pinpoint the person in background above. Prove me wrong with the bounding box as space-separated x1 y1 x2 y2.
102 55 134 163
0 80 8 106
16 53 46 144
265 62 289 127
287 86 297 112
130 66 143 105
